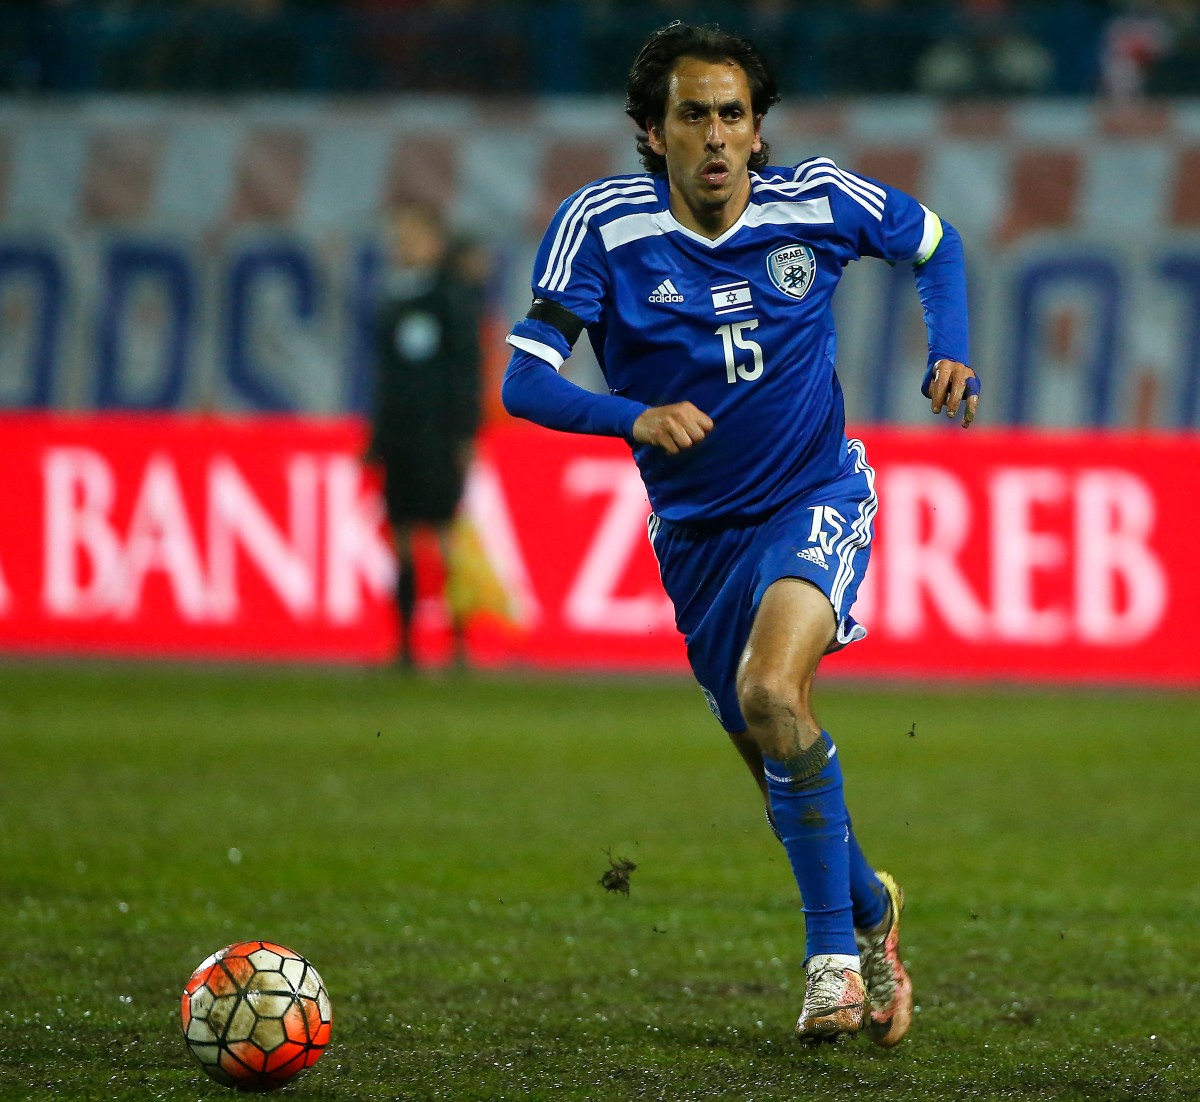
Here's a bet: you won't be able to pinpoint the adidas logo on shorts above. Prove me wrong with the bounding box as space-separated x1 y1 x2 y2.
648 278 685 303
797 546 829 570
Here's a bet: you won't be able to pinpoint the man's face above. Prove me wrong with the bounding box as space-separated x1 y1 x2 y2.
646 57 762 233
390 208 444 270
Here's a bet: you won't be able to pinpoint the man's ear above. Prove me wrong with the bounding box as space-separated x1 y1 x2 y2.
752 115 763 155
647 119 667 156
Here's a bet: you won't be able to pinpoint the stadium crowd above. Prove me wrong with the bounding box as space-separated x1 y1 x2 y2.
3 0 1200 98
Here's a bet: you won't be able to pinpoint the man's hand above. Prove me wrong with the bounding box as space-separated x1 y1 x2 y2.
926 359 980 428
632 401 714 455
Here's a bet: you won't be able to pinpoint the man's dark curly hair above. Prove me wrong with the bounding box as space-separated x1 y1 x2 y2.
624 22 781 175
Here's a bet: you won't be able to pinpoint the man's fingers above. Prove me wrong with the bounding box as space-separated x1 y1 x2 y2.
665 416 709 451
945 384 979 427
662 422 690 455
690 406 715 435
634 402 713 454
929 365 948 413
944 378 966 417
669 416 703 443
928 360 979 426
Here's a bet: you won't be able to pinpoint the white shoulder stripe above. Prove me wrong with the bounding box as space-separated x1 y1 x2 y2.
540 179 657 290
547 177 654 256
789 159 886 220
791 162 887 213
796 157 887 203
599 209 675 251
544 178 657 289
744 196 833 228
777 174 885 215
543 178 655 275
768 172 884 220
545 190 659 287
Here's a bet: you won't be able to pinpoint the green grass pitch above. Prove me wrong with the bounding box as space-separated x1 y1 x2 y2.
1 663 1197 1100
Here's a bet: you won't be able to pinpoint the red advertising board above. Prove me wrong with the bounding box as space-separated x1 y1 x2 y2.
0 415 394 661
833 428 1200 685
0 414 1197 686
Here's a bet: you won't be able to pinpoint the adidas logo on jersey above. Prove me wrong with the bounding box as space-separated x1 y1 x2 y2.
648 279 685 303
797 546 829 570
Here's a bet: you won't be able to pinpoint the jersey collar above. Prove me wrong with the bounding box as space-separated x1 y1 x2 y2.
653 172 753 249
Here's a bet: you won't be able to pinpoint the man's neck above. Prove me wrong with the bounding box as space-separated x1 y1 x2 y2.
669 177 752 240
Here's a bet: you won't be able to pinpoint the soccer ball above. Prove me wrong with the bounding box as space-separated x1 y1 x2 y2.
181 941 333 1092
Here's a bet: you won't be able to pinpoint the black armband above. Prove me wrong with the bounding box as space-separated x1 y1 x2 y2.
527 297 584 347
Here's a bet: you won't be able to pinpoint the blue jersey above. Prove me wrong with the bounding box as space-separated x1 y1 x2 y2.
507 159 954 525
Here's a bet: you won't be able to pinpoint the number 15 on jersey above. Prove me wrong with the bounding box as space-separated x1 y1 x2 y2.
717 321 764 383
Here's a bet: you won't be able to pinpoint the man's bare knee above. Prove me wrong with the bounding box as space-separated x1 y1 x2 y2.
738 672 787 729
736 577 834 758
737 672 819 759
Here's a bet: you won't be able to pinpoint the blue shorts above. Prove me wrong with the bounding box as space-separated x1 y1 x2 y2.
649 438 876 733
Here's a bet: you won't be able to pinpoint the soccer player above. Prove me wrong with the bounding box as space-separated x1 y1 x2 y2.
502 21 979 1045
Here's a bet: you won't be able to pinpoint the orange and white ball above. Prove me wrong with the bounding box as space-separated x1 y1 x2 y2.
181 941 332 1092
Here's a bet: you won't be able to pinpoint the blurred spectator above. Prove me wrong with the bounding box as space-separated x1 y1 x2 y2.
142 0 305 93
1100 0 1175 97
0 0 1130 97
915 0 1055 97
1144 22 1200 94
347 0 531 93
824 0 930 95
1101 0 1200 97
0 0 84 92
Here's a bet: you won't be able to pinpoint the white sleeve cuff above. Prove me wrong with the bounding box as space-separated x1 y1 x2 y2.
506 334 565 371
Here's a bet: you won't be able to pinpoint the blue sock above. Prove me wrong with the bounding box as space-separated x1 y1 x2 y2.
847 821 888 930
763 731 858 960
766 809 889 931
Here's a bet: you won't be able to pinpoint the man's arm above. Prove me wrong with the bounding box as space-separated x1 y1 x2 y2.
501 312 715 451
504 194 715 452
912 218 979 428
501 348 645 438
502 348 713 453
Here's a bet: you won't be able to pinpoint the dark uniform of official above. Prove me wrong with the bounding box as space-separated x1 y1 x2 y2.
369 263 482 528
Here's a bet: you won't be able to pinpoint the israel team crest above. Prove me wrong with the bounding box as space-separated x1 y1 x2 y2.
766 244 816 300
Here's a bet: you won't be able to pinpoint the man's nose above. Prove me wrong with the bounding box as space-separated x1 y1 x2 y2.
705 120 724 149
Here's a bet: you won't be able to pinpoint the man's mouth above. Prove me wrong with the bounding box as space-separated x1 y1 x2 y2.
700 160 729 185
